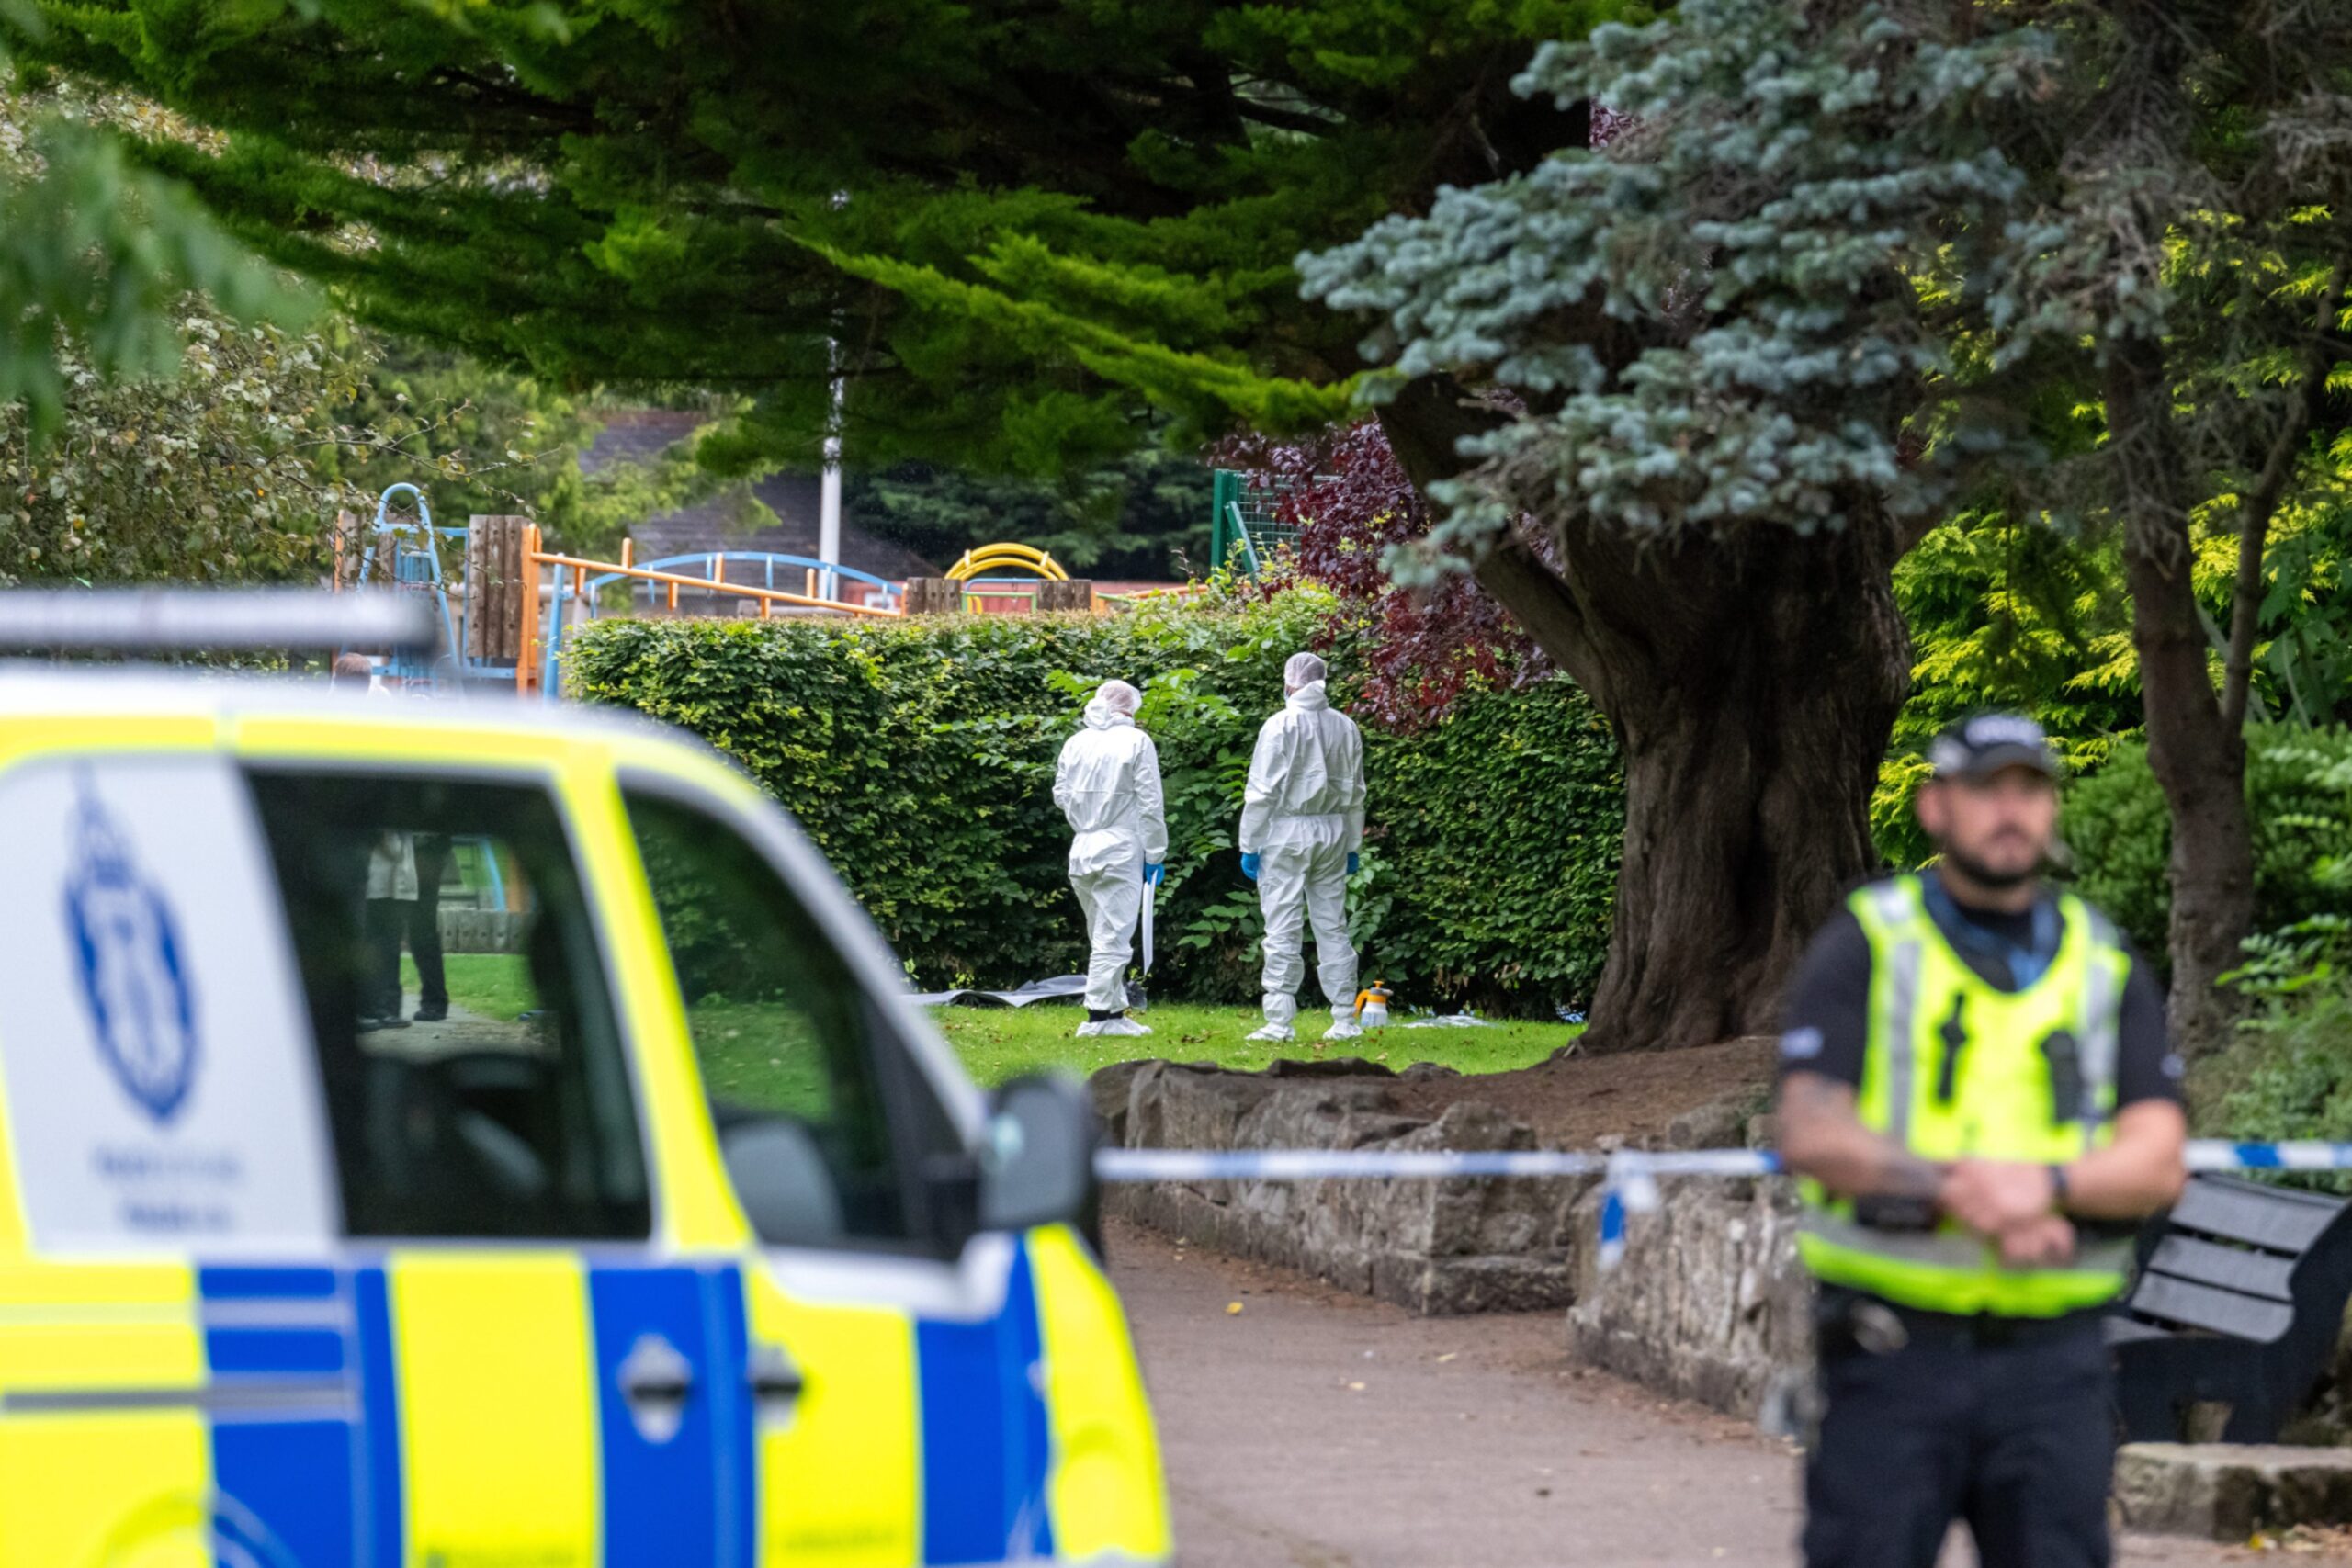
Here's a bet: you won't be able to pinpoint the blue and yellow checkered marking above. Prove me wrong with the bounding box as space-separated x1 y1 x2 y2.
587 1262 756 1568
353 1266 405 1568
199 1265 367 1568
915 1242 1057 1566
197 1258 774 1568
10 1238 1166 1568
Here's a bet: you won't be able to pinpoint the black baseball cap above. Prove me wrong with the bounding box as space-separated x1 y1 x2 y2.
1928 712 2060 782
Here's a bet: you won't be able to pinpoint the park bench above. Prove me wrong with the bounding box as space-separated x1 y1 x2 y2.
2108 1174 2352 1443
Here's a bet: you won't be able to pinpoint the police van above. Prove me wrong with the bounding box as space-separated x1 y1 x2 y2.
0 597 1169 1567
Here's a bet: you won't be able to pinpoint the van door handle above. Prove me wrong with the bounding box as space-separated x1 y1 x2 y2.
749 1344 805 1413
616 1333 695 1444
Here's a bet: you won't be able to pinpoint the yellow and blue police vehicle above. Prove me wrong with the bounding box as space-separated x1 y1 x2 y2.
0 596 1169 1567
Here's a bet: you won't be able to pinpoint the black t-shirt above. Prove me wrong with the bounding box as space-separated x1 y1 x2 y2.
1779 883 2183 1108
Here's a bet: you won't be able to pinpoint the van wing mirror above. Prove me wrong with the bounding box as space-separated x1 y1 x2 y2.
978 1075 1099 1235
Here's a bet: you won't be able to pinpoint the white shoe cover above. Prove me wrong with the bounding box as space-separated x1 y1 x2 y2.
1246 1022 1296 1043
1323 1020 1365 1042
1095 1015 1153 1037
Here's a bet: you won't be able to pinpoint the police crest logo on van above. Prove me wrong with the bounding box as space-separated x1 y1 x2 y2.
63 782 200 1124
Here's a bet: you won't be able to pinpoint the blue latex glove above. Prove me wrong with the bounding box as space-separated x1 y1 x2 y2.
1144 863 1165 886
1347 852 1360 877
1240 852 1261 882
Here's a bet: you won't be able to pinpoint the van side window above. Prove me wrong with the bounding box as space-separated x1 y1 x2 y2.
623 791 923 1249
248 772 650 1241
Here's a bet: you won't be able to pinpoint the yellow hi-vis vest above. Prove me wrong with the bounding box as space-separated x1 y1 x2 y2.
1795 874 2137 1317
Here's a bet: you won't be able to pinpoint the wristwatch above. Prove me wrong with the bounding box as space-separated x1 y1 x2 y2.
2048 1162 2071 1214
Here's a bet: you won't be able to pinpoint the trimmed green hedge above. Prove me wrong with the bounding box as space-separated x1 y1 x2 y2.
567 596 1623 1014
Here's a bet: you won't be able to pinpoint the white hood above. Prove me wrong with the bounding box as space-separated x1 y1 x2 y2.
1054 704 1167 870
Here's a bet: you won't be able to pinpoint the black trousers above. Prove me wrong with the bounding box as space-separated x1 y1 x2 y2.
362 898 410 1020
1804 1309 2115 1568
406 835 450 1012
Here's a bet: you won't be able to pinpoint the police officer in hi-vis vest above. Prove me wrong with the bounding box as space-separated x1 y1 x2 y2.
1777 713 2188 1568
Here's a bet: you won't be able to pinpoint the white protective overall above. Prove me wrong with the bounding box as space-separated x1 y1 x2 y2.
1240 656 1366 1041
1052 682 1168 1027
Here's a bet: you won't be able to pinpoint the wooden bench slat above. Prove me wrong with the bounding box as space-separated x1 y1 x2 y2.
2168 1178 2343 1253
2143 1235 2298 1302
2130 1272 2297 1343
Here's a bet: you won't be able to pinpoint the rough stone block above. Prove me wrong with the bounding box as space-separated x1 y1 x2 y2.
2115 1444 2352 1540
1665 1086 1763 1153
1096 1060 1589 1315
1566 1176 1813 1426
1089 1058 1152 1145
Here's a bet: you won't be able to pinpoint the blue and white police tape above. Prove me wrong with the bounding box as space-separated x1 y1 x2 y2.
1092 1147 1772 1270
1092 1140 2352 1187
1091 1141 2352 1271
1093 1147 1771 1182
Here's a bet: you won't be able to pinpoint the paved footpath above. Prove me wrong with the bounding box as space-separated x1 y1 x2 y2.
1104 1221 2264 1568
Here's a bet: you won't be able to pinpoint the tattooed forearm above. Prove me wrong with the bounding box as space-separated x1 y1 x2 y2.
1777 1071 1946 1201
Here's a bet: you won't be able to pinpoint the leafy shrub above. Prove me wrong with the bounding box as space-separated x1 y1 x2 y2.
2059 726 2352 964
2209 915 2352 1192
567 593 1622 1012
2087 732 2352 1188
1224 419 1549 729
1374 679 1623 1011
1872 513 2141 869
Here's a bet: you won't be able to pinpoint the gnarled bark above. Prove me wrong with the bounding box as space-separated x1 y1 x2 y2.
1382 378 1912 1052
2107 339 2256 1054
1566 525 1909 1052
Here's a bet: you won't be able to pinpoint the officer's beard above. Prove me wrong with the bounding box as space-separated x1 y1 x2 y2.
1939 838 2043 894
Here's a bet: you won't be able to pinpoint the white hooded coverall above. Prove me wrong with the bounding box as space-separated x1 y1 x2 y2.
1053 687 1168 1014
1240 676 1366 1031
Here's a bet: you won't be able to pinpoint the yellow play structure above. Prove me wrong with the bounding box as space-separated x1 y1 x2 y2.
944 543 1069 581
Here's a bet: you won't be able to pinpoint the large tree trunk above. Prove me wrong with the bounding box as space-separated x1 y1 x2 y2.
1382 381 1913 1052
2107 341 2256 1053
1534 525 1909 1051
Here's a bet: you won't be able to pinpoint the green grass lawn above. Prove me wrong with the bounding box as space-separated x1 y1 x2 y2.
405 953 1571 1091
401 953 537 1020
932 1002 1573 1087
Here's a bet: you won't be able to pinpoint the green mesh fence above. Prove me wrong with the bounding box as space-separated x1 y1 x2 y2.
1209 469 1311 573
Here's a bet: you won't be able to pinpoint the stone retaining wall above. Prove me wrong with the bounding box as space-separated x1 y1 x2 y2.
1093 1058 1593 1314
1566 1174 1814 1428
1093 1055 1814 1423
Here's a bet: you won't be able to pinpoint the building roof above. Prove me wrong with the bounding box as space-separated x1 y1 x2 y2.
582 410 939 581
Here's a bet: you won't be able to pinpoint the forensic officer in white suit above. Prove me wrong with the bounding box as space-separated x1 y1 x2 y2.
1053 679 1167 1037
1239 652 1367 1043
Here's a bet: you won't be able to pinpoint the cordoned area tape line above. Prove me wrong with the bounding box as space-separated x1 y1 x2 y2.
1093 1141 2352 1184
1095 1141 2352 1275
1094 1148 1763 1182
2199 1142 2352 1171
